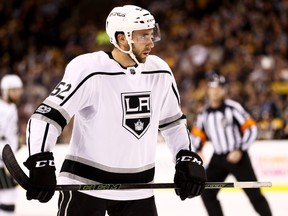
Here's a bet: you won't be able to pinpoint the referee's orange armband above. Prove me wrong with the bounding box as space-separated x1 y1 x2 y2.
240 117 256 133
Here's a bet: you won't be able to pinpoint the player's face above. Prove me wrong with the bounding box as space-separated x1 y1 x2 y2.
131 29 155 63
207 86 225 104
7 88 23 104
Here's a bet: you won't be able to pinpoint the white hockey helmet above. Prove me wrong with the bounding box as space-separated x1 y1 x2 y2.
1 74 23 91
106 5 161 46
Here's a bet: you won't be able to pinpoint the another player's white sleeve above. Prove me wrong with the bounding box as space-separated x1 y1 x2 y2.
0 105 19 166
4 107 19 153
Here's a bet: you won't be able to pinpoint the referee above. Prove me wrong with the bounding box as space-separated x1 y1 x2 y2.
191 74 272 216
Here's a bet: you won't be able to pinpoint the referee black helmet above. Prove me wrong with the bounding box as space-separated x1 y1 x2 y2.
208 74 226 88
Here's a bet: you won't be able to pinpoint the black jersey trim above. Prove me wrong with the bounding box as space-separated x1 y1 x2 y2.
159 114 186 129
60 70 172 106
0 204 15 212
60 159 155 184
41 123 49 152
60 72 125 106
34 103 67 130
27 119 31 156
141 70 172 75
171 83 180 105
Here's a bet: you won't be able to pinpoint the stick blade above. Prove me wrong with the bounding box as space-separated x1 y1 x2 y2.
2 144 29 189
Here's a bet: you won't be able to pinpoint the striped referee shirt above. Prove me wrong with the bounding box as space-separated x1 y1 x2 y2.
191 99 257 155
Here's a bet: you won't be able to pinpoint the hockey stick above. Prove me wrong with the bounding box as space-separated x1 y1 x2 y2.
2 144 272 191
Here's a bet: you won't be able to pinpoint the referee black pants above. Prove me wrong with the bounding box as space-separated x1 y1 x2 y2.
57 190 158 216
201 151 272 216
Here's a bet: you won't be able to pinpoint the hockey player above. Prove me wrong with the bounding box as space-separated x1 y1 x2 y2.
191 74 272 216
23 5 206 215
0 74 23 216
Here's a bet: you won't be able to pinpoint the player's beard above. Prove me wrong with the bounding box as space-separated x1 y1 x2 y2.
131 44 147 63
7 94 21 105
134 52 146 63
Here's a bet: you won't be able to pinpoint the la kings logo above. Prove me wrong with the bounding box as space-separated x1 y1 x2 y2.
121 92 151 139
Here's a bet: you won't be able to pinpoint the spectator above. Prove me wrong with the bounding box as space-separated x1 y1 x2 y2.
0 0 287 142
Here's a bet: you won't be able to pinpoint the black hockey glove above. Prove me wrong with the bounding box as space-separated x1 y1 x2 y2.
174 150 206 201
24 152 56 203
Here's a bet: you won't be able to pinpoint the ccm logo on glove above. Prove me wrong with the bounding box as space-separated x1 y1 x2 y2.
174 149 207 200
35 160 55 168
176 155 203 165
24 152 57 203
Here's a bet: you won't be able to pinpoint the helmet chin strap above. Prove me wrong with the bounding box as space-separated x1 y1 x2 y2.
114 41 142 69
126 50 143 75
128 51 141 67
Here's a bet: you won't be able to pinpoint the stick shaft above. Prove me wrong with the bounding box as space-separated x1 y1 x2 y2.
2 144 272 191
54 181 272 191
55 183 177 191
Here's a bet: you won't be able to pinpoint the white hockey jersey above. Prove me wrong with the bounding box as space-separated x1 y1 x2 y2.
26 51 192 200
0 99 19 167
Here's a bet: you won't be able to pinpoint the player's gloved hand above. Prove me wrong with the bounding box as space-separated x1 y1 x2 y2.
24 152 56 203
174 149 206 200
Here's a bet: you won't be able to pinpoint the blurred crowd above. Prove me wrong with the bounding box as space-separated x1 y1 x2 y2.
0 0 287 145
